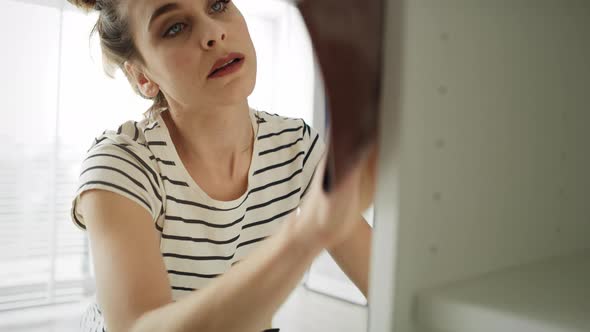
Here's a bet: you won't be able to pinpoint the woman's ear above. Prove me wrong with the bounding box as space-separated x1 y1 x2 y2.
124 61 160 98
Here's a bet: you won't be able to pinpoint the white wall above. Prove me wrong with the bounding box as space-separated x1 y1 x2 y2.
371 1 590 331
237 0 316 125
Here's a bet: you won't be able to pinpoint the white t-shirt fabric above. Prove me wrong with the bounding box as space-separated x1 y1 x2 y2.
70 107 326 332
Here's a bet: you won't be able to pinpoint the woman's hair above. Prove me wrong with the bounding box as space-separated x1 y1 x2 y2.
68 0 167 121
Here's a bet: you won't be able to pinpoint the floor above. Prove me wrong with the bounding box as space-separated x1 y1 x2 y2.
0 285 368 332
274 284 368 332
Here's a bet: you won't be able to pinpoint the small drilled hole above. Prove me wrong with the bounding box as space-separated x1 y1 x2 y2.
429 246 439 254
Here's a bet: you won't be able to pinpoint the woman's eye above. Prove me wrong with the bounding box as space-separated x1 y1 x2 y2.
211 0 230 13
164 23 186 38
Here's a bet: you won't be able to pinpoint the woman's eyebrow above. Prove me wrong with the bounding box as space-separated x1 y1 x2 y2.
148 2 180 32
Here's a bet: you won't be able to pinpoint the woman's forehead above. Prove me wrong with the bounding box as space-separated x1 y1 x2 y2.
124 0 169 36
128 0 211 32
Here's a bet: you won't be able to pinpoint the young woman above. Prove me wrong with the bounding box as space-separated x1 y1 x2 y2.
68 0 377 331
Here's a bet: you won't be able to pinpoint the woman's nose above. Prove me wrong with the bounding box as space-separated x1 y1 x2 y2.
205 33 226 48
201 23 226 50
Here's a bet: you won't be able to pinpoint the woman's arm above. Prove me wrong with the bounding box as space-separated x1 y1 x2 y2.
81 148 370 332
327 215 372 298
80 189 324 332
135 211 322 332
327 141 379 298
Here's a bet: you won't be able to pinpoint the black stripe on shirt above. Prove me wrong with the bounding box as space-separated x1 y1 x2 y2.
161 176 189 187
167 166 305 211
172 286 197 292
165 206 296 234
236 236 267 249
258 126 303 140
255 117 266 124
86 148 162 203
260 110 289 120
259 138 304 156
250 169 302 195
253 151 305 175
242 207 298 230
144 122 159 132
147 141 167 146
149 155 176 166
163 252 235 261
161 233 241 245
77 180 152 212
133 121 139 141
246 188 300 212
72 199 86 230
112 143 162 199
167 270 220 279
168 180 301 212
300 166 318 199
302 133 320 167
84 153 156 194
73 216 86 230
165 214 245 229
87 136 109 152
81 165 147 192
260 110 280 117
166 196 228 211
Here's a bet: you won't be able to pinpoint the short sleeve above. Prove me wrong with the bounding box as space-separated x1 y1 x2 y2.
70 135 164 230
299 120 327 205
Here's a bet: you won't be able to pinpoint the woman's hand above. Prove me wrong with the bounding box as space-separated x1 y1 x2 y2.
296 142 379 250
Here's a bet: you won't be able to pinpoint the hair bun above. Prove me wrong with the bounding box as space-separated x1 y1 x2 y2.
68 0 99 11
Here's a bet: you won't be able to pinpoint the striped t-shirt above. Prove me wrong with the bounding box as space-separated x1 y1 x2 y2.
70 107 325 332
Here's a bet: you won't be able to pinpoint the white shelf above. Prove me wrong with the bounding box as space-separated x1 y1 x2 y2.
416 250 590 332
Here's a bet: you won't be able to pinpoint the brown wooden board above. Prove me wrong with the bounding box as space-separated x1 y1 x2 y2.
297 0 385 191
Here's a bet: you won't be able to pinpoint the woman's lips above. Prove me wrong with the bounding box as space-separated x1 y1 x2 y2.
208 52 245 78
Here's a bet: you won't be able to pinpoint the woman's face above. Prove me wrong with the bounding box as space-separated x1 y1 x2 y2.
126 0 257 109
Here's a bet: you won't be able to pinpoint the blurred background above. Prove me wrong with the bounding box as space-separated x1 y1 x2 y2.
0 0 372 331
6 1 589 332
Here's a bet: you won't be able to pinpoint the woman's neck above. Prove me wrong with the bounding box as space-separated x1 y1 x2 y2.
161 101 254 175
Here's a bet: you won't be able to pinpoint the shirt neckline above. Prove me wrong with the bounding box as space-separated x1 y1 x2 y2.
156 107 261 209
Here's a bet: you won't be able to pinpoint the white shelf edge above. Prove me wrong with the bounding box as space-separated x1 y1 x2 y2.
416 250 590 332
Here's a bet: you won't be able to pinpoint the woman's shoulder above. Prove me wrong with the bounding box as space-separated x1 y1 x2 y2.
72 117 165 230
254 109 312 135
79 117 165 181
254 109 322 143
252 109 326 203
84 116 159 155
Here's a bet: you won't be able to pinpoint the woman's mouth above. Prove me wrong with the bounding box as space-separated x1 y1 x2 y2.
208 53 245 79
